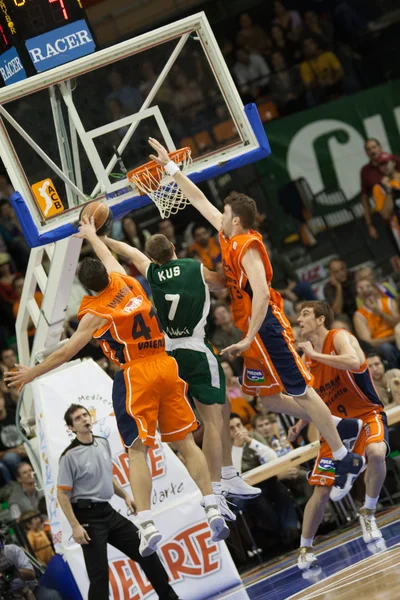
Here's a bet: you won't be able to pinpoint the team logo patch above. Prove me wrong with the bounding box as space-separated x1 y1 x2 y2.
246 369 264 383
123 295 143 314
317 458 335 474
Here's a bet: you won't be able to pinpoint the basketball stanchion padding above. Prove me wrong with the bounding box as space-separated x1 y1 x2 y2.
128 147 192 219
79 200 113 236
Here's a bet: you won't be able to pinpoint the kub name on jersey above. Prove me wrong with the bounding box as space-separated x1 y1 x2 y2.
157 266 181 282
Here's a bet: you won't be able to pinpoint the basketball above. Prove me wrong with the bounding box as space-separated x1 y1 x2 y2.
79 201 113 236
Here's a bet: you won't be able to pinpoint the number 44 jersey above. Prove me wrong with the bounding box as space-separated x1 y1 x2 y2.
78 272 165 365
146 259 209 343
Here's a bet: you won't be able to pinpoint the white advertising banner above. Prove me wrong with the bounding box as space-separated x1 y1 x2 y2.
33 359 243 600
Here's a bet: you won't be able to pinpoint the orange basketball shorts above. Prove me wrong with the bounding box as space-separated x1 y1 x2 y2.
308 411 389 487
241 305 313 397
112 352 197 447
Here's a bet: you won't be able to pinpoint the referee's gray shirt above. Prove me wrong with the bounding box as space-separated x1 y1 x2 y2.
57 436 114 503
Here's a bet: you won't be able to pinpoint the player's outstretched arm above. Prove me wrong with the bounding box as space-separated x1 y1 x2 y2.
221 247 270 357
103 237 150 277
202 266 226 292
3 313 106 390
75 216 127 276
148 138 222 231
298 330 362 371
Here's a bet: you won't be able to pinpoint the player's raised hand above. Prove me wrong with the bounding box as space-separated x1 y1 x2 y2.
220 337 251 358
148 138 170 167
75 215 97 240
4 364 34 392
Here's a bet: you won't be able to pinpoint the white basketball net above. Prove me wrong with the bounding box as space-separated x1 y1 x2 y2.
129 149 192 219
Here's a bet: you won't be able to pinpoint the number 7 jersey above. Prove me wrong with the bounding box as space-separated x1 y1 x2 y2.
78 272 165 365
146 259 209 341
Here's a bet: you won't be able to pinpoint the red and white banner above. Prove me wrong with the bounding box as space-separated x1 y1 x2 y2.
33 360 243 600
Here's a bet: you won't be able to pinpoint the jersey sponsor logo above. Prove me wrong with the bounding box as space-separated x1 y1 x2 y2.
138 339 165 350
122 295 143 314
166 326 190 337
32 178 64 217
157 266 181 281
317 458 335 474
246 369 264 383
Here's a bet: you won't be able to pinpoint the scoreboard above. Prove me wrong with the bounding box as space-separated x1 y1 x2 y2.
0 0 96 85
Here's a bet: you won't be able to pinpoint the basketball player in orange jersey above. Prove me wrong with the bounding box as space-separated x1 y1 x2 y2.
4 216 229 556
148 137 365 498
290 301 388 572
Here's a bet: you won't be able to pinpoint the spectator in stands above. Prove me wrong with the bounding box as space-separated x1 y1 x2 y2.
0 531 61 599
121 215 150 252
0 174 12 200
270 25 301 66
0 200 30 271
139 61 159 99
323 258 357 320
236 13 272 57
222 362 255 427
12 276 43 342
360 139 400 240
212 304 242 351
273 0 303 42
158 219 187 257
21 510 54 566
356 266 398 300
106 69 142 112
269 51 306 115
0 392 26 485
302 10 334 49
172 70 207 124
300 37 344 105
9 463 45 521
371 153 400 254
0 347 17 375
366 351 400 407
267 242 316 303
232 48 271 103
189 225 221 270
354 278 400 368
229 412 299 547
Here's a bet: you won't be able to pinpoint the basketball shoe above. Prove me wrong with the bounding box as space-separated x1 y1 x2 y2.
330 451 366 501
359 508 383 544
221 473 261 499
297 546 318 571
205 504 230 542
138 520 162 557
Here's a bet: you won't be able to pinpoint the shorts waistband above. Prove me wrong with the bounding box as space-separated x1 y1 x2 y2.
121 351 165 368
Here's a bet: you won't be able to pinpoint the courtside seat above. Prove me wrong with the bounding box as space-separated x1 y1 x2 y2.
257 101 280 123
193 130 214 154
212 119 237 145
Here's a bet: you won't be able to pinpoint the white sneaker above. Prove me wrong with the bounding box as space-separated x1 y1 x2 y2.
297 546 318 571
359 508 383 544
221 474 261 499
217 495 237 522
205 504 230 542
138 521 162 557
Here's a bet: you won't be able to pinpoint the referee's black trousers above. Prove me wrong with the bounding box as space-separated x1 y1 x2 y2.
73 503 178 600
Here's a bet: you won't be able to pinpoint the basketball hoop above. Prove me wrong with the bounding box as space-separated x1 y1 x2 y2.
127 147 192 219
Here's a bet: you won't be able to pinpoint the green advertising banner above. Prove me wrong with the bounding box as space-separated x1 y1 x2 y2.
258 80 400 201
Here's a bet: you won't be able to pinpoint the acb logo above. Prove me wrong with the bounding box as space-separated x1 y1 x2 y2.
32 178 64 218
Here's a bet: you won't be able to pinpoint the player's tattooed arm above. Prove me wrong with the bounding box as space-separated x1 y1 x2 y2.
103 237 150 277
148 137 222 231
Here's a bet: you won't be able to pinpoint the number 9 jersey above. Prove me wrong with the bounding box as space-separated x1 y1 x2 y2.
78 272 165 366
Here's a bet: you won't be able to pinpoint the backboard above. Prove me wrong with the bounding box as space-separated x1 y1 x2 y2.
0 12 271 247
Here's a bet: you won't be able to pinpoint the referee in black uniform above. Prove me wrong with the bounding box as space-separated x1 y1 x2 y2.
57 404 179 600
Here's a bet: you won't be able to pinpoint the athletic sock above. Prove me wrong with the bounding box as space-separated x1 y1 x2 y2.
332 416 341 427
221 466 237 480
212 482 222 495
203 494 217 508
333 445 348 461
137 510 153 525
300 536 314 548
363 494 379 510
